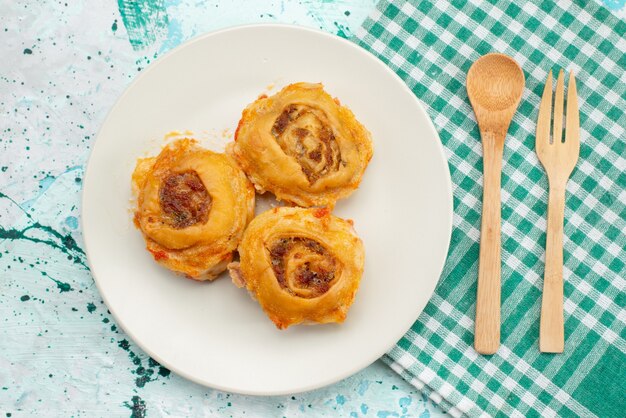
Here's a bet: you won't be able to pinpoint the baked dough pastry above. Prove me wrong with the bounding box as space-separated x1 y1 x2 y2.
228 207 365 329
132 138 255 280
229 82 373 208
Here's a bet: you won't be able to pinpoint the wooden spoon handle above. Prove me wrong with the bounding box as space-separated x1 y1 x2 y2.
475 133 504 355
540 182 566 353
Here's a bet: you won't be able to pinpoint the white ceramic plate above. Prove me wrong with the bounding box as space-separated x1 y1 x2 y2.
82 24 452 395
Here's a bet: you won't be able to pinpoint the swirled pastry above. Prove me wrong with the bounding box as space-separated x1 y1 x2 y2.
229 82 373 208
132 138 255 280
228 207 365 329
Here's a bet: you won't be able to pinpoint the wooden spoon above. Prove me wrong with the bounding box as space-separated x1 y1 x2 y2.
466 53 525 355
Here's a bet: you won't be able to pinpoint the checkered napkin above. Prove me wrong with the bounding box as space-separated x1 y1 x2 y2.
354 1 626 416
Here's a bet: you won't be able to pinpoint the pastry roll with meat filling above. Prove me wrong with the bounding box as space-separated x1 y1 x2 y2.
132 139 255 280
229 82 373 208
228 207 365 329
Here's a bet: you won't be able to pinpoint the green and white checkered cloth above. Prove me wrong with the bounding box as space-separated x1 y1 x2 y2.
354 0 625 416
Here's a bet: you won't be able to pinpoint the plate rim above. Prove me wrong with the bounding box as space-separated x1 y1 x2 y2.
81 23 453 395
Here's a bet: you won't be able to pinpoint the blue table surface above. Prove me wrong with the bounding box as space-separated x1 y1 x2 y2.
1 1 623 417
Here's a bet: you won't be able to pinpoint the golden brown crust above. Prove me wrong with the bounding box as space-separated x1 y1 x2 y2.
228 207 365 329
229 82 373 208
132 138 255 280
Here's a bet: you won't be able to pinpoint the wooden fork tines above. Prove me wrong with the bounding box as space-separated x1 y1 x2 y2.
536 70 580 353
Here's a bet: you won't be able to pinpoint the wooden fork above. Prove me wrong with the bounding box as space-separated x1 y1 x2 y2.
536 70 580 353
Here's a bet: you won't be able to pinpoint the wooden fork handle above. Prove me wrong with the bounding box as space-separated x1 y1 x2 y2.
475 133 504 355
540 182 566 353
